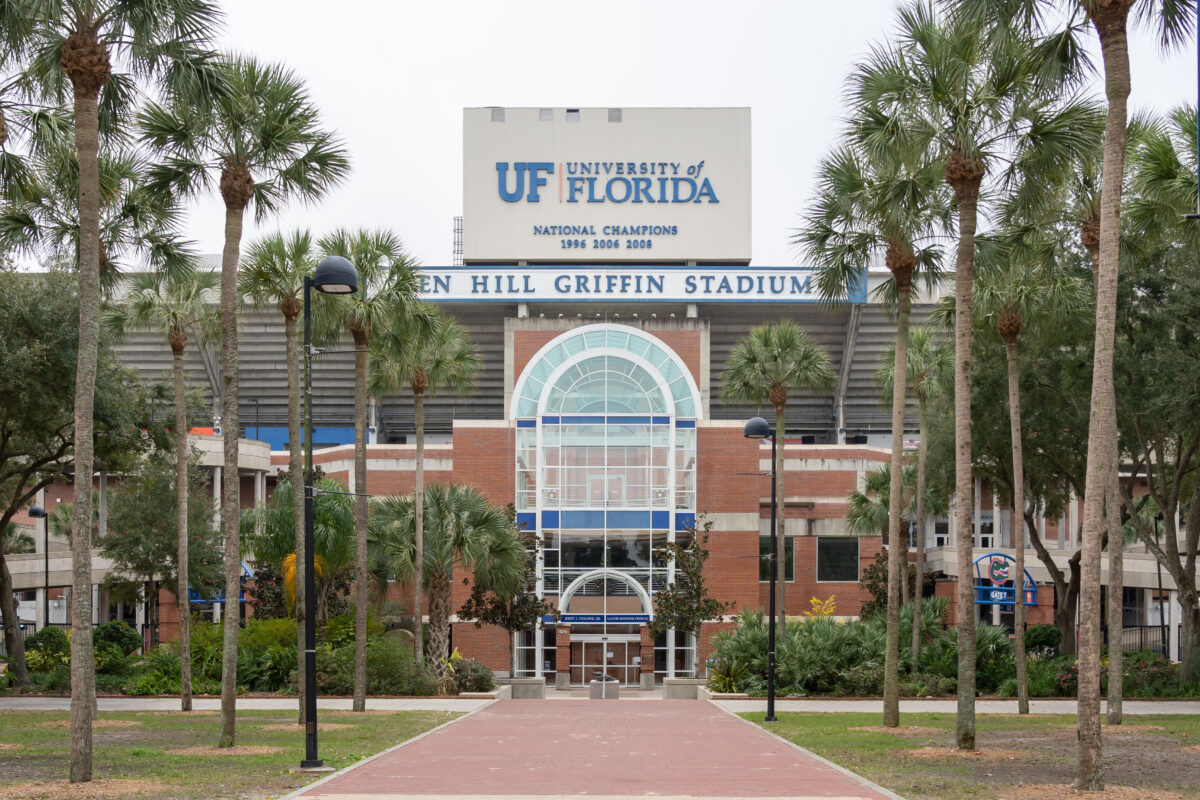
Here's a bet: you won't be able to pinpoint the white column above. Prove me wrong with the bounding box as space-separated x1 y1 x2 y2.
97 471 107 540
92 584 100 625
35 589 45 630
1168 592 1182 662
212 466 222 530
1068 493 1079 551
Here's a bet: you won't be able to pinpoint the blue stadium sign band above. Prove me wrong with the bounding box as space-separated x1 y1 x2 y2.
417 266 867 304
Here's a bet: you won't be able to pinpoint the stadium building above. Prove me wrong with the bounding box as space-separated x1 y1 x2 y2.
5 108 1185 682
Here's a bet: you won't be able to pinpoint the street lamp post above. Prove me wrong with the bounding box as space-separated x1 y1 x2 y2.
301 256 358 771
29 505 49 629
743 416 777 723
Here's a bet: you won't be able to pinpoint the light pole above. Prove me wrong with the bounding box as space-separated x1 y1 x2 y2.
29 505 49 629
743 416 777 723
301 256 358 770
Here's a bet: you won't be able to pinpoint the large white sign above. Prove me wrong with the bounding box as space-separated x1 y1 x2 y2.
463 107 751 264
418 266 866 304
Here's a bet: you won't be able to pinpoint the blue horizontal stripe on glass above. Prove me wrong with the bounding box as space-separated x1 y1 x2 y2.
541 511 560 529
607 510 651 528
516 513 536 532
562 510 606 529
561 415 599 425
607 416 651 425
541 416 560 424
676 420 696 428
675 512 696 531
652 511 669 529
516 419 536 428
652 416 670 425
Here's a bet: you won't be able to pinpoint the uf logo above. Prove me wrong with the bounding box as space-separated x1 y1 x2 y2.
496 162 554 202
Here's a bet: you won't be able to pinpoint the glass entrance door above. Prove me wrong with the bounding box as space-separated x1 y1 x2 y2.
568 632 641 686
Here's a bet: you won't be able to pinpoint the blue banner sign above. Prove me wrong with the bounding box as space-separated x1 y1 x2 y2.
559 613 650 624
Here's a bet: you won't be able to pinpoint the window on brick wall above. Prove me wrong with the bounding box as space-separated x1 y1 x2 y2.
759 535 795 582
934 520 950 548
816 537 859 582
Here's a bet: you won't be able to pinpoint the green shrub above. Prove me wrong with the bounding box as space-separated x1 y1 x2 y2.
451 658 494 693
143 646 181 676
314 639 439 696
1025 651 1061 697
325 612 385 650
706 659 747 693
32 665 70 692
125 670 181 696
995 677 1017 697
94 621 142 656
1123 650 1179 697
838 665 884 696
96 672 127 694
1025 624 1061 653
256 644 297 692
25 626 70 665
900 672 955 697
240 617 298 652
94 641 132 675
976 624 1015 692
1055 660 1079 696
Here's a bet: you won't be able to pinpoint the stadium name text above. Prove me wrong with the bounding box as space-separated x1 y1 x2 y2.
416 267 866 305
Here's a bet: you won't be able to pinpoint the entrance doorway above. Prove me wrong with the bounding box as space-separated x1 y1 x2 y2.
569 627 642 686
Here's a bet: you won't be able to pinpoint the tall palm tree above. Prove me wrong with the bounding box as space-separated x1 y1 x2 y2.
370 484 525 679
974 247 1092 715
140 56 349 748
856 1 1100 749
238 229 315 723
953 1 1192 786
798 109 952 728
314 227 424 711
876 326 952 665
19 5 221 776
721 321 836 635
369 307 478 666
102 268 217 711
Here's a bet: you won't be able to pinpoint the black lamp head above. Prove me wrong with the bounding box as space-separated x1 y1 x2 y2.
743 417 771 440
313 256 358 295
29 505 48 519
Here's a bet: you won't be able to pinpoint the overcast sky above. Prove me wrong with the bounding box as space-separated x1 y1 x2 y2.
181 0 1197 267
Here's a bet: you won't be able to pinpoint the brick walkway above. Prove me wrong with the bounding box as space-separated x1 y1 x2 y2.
294 699 900 799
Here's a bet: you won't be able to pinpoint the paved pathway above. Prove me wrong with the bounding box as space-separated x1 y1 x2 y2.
290 699 901 800
0 696 488 712
715 698 1200 715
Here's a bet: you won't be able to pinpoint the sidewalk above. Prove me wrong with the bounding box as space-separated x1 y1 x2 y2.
714 697 1200 715
290 699 903 800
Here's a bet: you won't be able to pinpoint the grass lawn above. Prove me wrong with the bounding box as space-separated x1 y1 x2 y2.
0 708 460 800
745 712 1200 800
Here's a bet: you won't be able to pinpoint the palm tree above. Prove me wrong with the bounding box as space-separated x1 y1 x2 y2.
19 5 220 776
369 307 478 666
798 108 952 728
102 268 217 711
953 1 1192 786
140 56 350 748
370 484 524 679
314 227 424 711
876 326 952 665
721 321 836 635
243 477 359 628
238 229 315 723
856 1 1100 749
974 248 1092 715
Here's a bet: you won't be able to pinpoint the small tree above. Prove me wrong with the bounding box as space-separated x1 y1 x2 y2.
458 541 557 677
648 517 730 677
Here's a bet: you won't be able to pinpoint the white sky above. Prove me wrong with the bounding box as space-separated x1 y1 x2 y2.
179 0 1197 267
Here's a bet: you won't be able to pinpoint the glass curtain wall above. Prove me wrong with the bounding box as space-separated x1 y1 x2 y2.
511 325 699 684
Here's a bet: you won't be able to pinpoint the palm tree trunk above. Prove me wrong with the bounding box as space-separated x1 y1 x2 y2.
884 283 912 727
1076 4 1132 787
174 350 192 712
773 405 786 637
218 203 244 749
950 165 983 752
0 549 29 686
352 335 368 712
427 575 451 679
284 313 306 725
1105 400 1123 725
69 79 102 785
413 391 426 665
911 397 928 666
1004 338 1029 715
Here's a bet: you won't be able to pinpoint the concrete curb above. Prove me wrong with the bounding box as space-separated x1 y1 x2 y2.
708 699 907 800
277 697 498 800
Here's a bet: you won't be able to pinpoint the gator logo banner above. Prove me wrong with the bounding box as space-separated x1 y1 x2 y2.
989 557 1011 587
